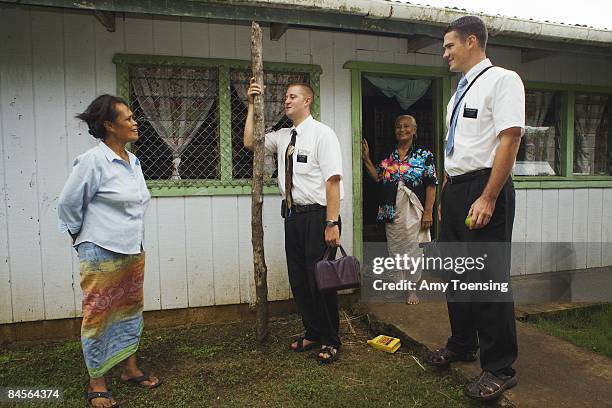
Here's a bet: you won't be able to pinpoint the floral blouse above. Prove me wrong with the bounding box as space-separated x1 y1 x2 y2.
376 147 437 222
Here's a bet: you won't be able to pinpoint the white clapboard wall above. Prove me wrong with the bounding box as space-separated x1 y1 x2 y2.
511 189 612 275
1 5 611 323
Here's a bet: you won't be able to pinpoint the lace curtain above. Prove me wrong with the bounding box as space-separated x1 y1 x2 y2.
574 94 608 174
230 70 307 131
132 66 216 179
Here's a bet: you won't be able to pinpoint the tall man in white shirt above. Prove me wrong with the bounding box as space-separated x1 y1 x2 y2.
425 16 525 401
244 78 344 364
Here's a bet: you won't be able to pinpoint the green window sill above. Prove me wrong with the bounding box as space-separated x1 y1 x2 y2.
513 176 612 189
146 180 280 197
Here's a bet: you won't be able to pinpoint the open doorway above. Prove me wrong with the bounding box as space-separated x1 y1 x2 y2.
361 74 438 243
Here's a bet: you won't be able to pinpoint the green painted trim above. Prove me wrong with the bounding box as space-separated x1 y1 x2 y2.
116 61 130 102
431 75 451 239
350 69 363 262
147 183 281 197
346 62 452 257
566 90 575 177
525 81 612 94
112 53 322 196
514 180 612 189
219 65 232 183
523 85 612 180
113 54 322 74
343 61 451 78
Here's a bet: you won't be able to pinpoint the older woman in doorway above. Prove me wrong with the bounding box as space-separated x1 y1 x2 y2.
362 115 437 304
59 95 161 407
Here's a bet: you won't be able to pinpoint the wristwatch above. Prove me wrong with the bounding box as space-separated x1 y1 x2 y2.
325 220 339 228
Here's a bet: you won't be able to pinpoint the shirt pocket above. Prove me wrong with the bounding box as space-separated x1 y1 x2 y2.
458 106 480 135
293 147 313 175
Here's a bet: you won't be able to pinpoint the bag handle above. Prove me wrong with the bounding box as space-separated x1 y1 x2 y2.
321 245 347 261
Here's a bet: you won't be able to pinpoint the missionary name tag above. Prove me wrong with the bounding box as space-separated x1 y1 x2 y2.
297 149 309 163
463 107 478 119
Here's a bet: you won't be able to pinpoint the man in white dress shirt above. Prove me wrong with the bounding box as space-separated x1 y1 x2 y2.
425 16 525 401
243 78 344 364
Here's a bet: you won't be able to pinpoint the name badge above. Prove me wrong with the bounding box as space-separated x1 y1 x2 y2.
296 149 309 163
463 107 478 119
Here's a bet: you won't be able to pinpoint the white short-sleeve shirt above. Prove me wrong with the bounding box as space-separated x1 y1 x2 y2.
445 58 525 176
265 115 344 206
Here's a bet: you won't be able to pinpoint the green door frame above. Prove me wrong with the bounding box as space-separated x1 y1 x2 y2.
343 61 452 262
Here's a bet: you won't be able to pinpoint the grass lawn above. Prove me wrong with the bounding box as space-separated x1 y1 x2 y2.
525 303 612 357
0 312 484 407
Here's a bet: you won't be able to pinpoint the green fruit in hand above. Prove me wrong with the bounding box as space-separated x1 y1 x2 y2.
465 215 472 228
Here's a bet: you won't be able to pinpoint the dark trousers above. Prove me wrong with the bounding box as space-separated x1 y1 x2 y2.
440 173 518 376
284 208 341 348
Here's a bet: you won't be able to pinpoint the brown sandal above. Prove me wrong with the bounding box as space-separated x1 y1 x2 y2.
317 345 339 364
85 387 119 407
425 347 476 367
464 370 517 400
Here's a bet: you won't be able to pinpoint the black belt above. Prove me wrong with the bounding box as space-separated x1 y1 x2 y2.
447 168 491 185
292 203 326 213
282 200 325 218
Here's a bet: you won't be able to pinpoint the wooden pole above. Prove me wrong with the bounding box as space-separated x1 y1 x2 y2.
250 21 269 343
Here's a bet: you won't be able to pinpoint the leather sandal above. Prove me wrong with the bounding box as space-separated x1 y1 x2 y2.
317 345 339 364
85 387 119 407
464 370 517 400
289 336 320 352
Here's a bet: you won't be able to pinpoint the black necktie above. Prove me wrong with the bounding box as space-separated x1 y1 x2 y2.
284 129 297 216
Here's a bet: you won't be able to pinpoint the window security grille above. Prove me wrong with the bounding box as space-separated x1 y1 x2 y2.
130 64 309 188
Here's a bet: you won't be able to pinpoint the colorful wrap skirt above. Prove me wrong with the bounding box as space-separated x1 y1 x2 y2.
78 242 145 378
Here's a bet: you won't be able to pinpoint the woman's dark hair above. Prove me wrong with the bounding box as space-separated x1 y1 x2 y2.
76 94 128 139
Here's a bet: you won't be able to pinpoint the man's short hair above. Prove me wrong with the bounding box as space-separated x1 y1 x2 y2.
287 82 315 100
444 15 488 50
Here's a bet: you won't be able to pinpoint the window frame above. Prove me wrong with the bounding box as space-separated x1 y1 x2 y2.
113 53 322 197
514 81 612 189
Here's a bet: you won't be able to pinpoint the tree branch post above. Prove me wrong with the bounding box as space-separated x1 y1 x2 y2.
250 21 269 343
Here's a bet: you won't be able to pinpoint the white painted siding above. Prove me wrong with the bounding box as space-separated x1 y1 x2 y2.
1 5 612 323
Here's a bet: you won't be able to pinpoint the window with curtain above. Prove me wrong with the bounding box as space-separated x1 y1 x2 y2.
574 93 611 175
230 70 309 179
121 57 321 191
130 65 219 181
515 89 562 176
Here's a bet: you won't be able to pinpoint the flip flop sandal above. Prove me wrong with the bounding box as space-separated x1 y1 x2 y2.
464 371 518 401
85 388 119 407
317 345 339 364
289 336 320 352
122 373 163 389
425 347 477 367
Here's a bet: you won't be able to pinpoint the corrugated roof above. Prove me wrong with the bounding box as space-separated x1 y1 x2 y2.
388 1 609 31
257 0 612 47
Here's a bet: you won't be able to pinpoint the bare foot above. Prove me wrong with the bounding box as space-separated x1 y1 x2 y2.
407 292 420 305
290 338 317 351
121 354 161 389
87 377 116 408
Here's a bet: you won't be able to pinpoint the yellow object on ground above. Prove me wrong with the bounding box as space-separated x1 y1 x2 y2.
367 335 401 353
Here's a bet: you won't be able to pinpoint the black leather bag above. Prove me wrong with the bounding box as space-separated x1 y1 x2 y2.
314 245 360 292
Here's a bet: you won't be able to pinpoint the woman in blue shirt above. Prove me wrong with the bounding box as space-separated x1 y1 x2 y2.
59 95 161 407
362 115 437 305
